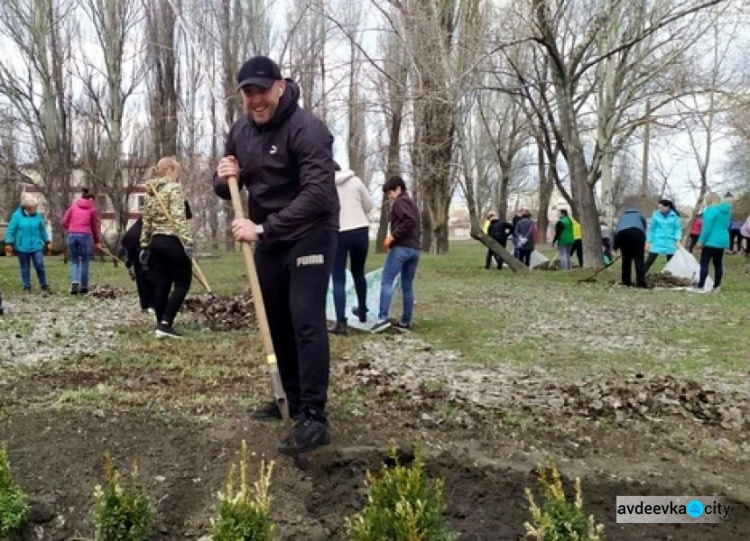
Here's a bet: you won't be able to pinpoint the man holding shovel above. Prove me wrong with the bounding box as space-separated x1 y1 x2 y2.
213 56 339 454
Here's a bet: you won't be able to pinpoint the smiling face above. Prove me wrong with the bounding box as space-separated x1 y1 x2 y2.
241 80 286 125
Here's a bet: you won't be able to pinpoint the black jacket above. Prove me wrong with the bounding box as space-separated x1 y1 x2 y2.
488 218 513 243
120 218 143 267
213 80 339 246
390 192 420 250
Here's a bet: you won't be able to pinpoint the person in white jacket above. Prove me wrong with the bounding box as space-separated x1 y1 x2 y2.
330 162 373 335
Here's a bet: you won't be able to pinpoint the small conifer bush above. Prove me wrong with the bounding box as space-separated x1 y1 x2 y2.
212 440 276 541
524 463 605 541
345 445 456 541
0 444 29 537
92 454 154 541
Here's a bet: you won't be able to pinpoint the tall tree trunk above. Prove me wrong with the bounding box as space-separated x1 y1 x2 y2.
536 142 553 244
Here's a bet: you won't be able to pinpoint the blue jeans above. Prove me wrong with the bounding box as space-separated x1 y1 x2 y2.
68 233 92 287
379 246 420 324
17 251 47 289
557 245 572 270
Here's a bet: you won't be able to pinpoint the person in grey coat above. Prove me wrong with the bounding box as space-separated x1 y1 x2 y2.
613 208 648 288
513 208 536 267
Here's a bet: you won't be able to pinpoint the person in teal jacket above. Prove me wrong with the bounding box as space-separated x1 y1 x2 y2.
695 192 730 292
3 195 51 293
645 199 682 273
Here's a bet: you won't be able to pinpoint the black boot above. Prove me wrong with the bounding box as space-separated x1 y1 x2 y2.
351 306 368 323
329 320 347 335
278 407 331 455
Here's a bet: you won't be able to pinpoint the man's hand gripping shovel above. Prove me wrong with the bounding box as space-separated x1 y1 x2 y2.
227 176 292 430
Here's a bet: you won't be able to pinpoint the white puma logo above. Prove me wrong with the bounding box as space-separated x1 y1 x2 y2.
269 145 277 154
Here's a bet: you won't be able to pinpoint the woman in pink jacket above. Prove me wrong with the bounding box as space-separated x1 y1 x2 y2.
62 188 102 294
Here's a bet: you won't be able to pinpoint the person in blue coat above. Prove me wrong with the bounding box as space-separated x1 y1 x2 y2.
3 195 51 293
645 199 682 273
694 192 730 292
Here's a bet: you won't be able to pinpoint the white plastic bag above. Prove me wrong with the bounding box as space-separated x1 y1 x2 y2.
529 250 549 268
663 247 713 291
326 267 400 331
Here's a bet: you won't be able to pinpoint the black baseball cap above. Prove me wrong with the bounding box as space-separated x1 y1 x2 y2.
237 56 282 90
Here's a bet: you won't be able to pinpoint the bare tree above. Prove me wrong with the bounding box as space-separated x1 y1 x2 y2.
0 112 23 221
345 4 368 180
374 19 409 252
0 0 77 247
673 16 740 234
77 0 145 246
510 0 729 267
477 92 530 220
284 0 329 120
145 0 180 159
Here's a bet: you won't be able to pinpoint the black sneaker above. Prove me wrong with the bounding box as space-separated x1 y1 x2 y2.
80 287 88 295
41 285 51 296
278 409 331 455
329 320 348 335
393 320 411 331
155 324 182 339
23 287 31 294
351 306 368 323
70 283 79 295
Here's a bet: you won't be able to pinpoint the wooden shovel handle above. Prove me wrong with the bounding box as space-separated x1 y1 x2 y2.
227 176 290 425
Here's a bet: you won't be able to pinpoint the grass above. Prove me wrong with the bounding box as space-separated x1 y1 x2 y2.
1 242 748 407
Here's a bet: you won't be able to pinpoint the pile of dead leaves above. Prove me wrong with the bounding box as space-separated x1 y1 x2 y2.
550 375 746 428
646 273 695 289
89 284 126 299
183 292 256 331
535 260 560 271
343 339 747 430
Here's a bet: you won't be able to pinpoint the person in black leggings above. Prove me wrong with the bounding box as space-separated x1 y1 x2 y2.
140 157 193 338
694 192 730 293
330 161 373 334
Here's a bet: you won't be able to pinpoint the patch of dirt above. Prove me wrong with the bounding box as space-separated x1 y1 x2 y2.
3 411 750 540
301 446 750 541
182 292 256 331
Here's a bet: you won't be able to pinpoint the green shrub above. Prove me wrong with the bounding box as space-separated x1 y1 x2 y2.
0 444 29 537
212 440 276 541
93 454 154 541
345 445 456 541
524 463 605 541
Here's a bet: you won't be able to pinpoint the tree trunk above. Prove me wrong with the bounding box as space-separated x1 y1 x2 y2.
536 142 553 244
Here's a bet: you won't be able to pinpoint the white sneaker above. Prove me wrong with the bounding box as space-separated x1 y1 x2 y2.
688 287 707 294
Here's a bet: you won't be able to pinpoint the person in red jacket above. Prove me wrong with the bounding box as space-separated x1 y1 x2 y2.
62 188 102 294
687 212 702 253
